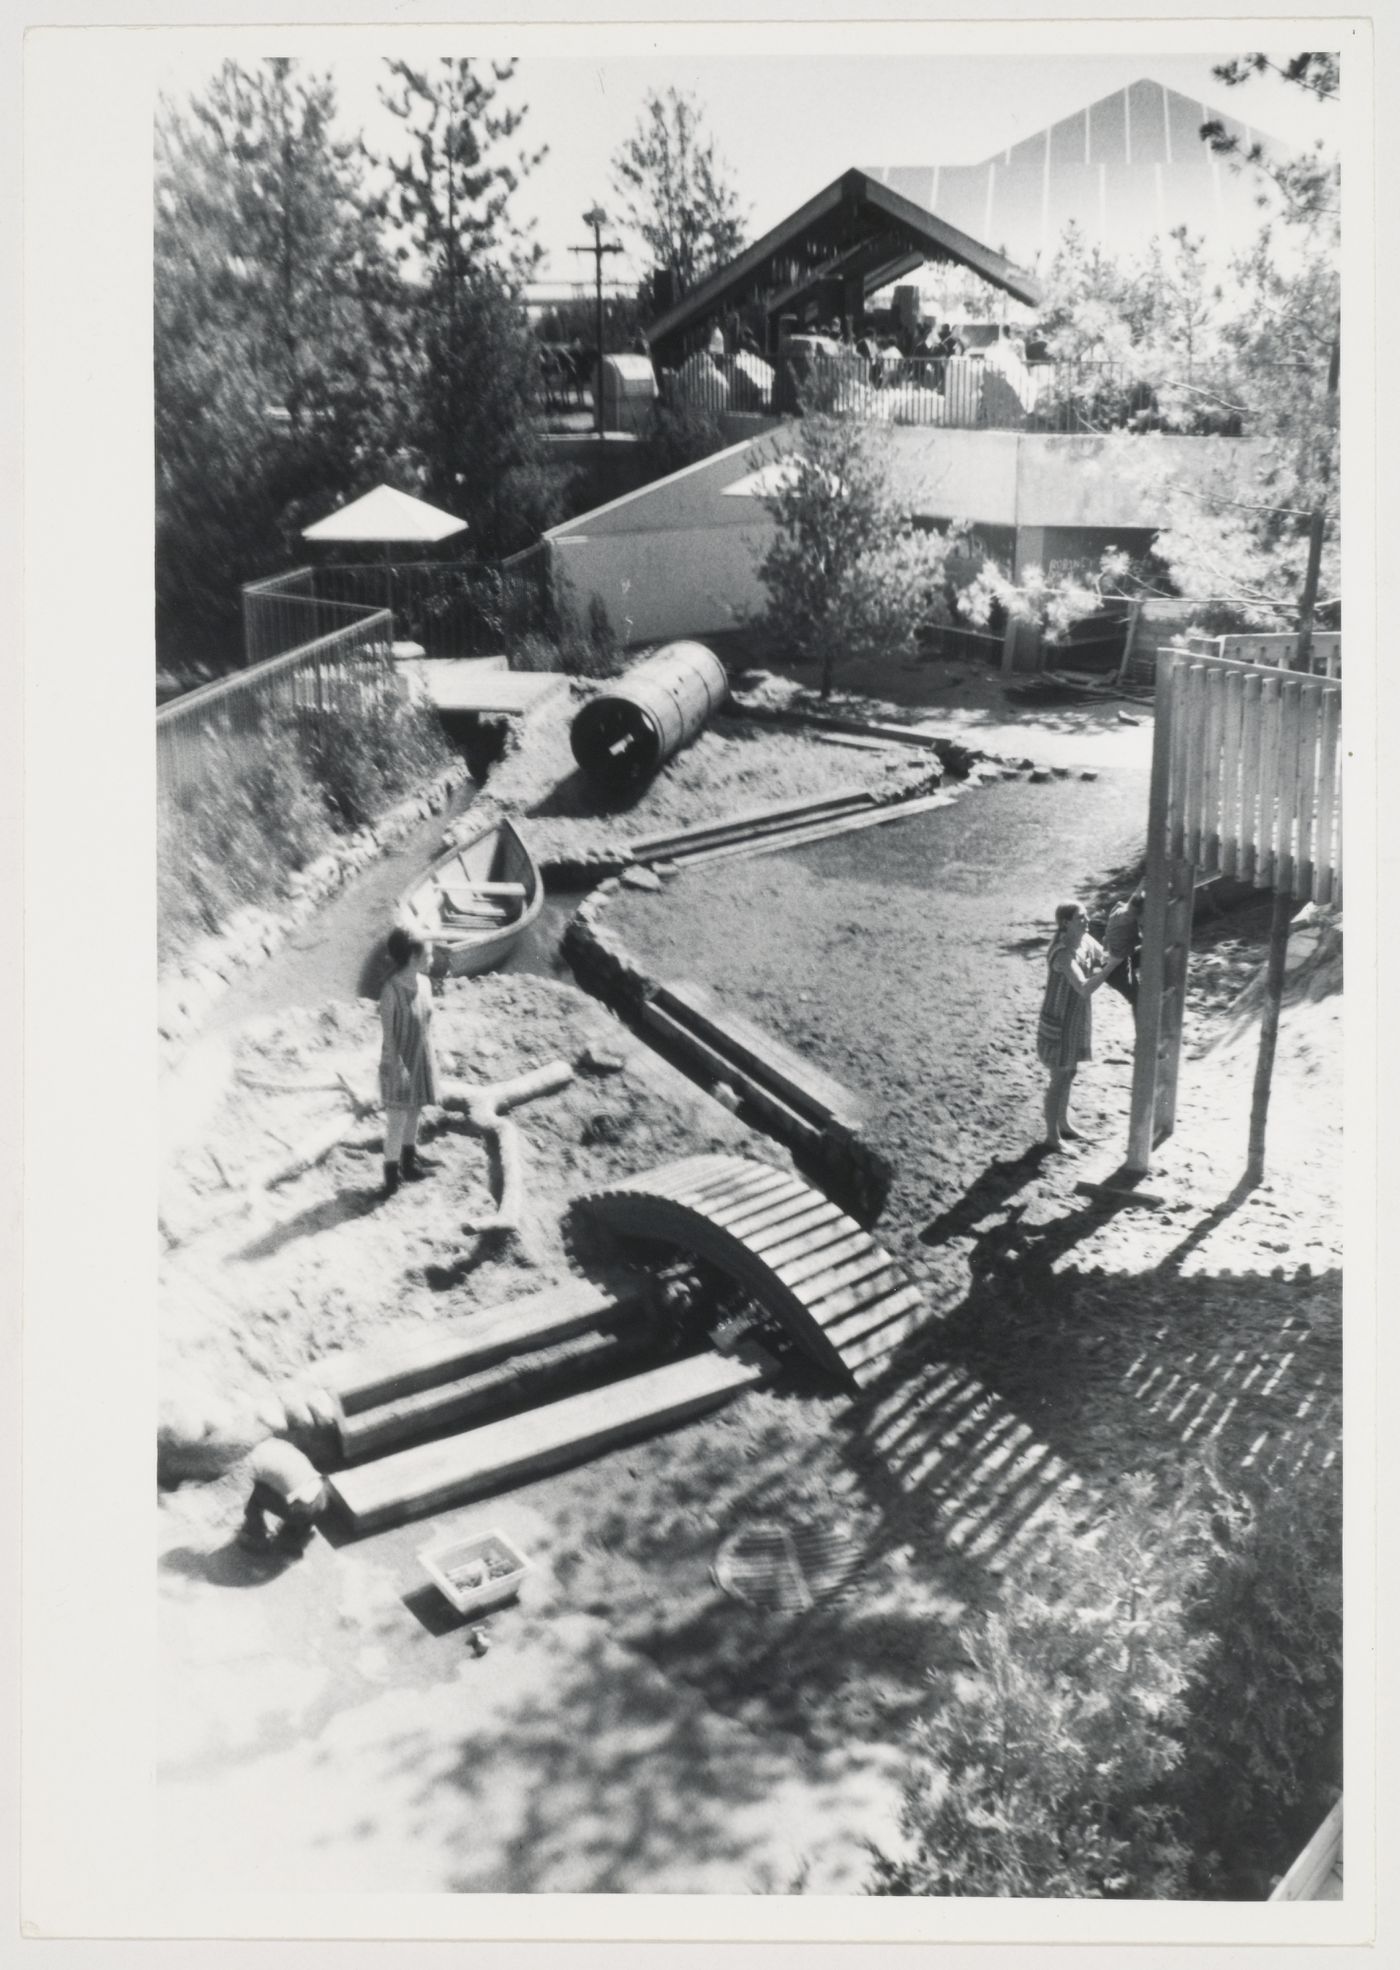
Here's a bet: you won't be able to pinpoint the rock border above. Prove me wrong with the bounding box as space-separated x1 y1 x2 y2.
158 766 464 1055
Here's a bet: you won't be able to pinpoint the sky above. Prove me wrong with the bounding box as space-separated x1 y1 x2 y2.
157 48 1338 288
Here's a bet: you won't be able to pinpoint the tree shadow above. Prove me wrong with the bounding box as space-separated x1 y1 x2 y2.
372 1623 873 1893
233 1184 386 1261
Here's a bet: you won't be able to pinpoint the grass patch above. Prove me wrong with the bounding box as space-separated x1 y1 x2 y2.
158 686 452 964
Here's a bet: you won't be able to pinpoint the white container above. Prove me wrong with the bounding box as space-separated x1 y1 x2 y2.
418 1527 532 1618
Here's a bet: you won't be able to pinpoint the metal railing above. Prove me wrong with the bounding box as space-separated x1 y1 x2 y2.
666 354 1251 437
157 606 394 817
243 561 503 668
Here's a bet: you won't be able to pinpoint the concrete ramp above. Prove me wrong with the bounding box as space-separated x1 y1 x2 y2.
579 1154 927 1389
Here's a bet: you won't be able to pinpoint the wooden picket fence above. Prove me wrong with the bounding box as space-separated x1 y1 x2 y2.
1161 650 1342 905
1187 629 1341 679
1127 646 1342 1171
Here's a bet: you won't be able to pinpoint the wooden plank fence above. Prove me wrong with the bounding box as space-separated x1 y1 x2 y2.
1127 647 1342 1171
1187 629 1341 679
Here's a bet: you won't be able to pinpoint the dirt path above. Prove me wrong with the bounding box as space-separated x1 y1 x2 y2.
155 683 1340 1898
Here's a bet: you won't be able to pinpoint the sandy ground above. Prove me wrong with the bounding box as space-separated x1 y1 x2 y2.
156 673 1339 1898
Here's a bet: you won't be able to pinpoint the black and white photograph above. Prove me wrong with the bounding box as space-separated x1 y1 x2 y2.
16 8 1385 1947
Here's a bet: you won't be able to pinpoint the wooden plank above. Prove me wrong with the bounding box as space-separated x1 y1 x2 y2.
638 1003 824 1143
805 1264 906 1328
776 1230 879 1290
713 1184 830 1240
330 1351 770 1533
744 1201 851 1258
654 981 870 1130
823 1282 926 1351
1237 668 1263 882
628 786 875 859
631 1155 793 1212
340 1323 658 1460
1181 663 1208 865
760 1216 868 1272
1312 684 1341 907
325 1277 640 1415
1165 651 1191 860
1269 1799 1343 1903
1127 651 1180 1175
1274 676 1304 894
671 792 953 868
1293 681 1322 900
1218 667 1243 877
796 1248 903 1310
1199 664 1225 873
1255 671 1282 887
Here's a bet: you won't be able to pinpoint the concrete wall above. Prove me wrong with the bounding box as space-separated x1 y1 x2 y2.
544 423 1259 647
553 521 776 646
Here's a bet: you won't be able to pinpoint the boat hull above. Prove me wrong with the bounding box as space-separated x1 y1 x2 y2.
398 814 544 978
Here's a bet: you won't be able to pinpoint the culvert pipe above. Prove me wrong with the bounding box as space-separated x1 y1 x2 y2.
570 641 728 790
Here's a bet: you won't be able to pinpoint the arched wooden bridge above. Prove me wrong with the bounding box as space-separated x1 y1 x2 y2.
579 1153 927 1389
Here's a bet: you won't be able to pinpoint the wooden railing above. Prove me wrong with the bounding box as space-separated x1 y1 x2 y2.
157 607 394 817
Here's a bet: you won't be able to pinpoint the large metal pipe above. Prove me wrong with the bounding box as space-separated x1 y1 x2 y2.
570 641 729 790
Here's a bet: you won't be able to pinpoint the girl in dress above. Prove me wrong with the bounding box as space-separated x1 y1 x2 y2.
379 926 440 1195
1037 901 1107 1149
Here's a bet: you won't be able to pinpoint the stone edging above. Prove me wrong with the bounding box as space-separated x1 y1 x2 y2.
158 766 464 1054
562 878 893 1226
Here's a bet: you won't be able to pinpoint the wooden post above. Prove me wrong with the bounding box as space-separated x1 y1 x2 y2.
1246 327 1336 1183
1127 652 1178 1173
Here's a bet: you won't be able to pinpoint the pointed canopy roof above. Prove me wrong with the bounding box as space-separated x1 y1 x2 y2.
302 484 468 545
645 166 1043 364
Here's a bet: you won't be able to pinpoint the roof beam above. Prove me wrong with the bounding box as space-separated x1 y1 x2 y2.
646 167 1041 357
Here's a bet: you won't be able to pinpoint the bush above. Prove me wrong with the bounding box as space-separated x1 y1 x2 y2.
158 676 452 963
297 684 451 831
1175 1467 1343 1897
867 1473 1222 1899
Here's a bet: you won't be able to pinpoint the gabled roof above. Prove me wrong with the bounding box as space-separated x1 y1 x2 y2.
646 166 1042 360
862 79 1291 267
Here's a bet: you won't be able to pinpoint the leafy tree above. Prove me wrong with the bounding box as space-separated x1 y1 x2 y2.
154 58 404 667
755 410 962 696
379 58 567 555
1202 54 1340 223
611 88 747 302
533 292 646 353
868 1474 1222 1899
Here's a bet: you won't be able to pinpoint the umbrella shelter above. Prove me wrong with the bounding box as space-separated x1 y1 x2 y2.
302 485 469 641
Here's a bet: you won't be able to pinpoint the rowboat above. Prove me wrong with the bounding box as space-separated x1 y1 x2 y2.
398 813 544 978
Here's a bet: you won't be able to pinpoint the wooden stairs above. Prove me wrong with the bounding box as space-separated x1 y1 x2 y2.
578 1153 927 1391
322 1274 773 1535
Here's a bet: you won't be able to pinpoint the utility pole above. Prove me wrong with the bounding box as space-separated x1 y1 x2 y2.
1246 327 1340 1184
570 206 624 440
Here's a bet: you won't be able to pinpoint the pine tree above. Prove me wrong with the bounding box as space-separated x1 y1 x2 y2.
154 59 404 667
611 88 747 303
378 58 564 554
